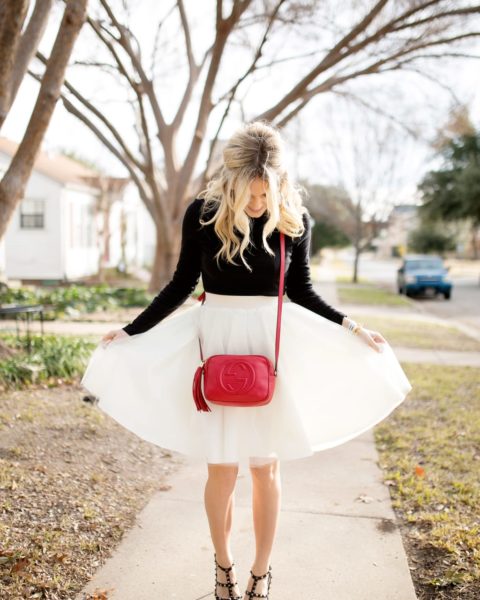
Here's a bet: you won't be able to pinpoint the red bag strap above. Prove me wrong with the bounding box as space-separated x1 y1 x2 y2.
274 231 285 374
197 232 285 375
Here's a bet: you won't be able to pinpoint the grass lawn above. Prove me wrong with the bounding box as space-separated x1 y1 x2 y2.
347 314 480 352
335 277 413 307
375 362 480 599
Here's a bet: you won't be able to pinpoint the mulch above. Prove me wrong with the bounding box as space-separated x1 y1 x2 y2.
0 383 183 599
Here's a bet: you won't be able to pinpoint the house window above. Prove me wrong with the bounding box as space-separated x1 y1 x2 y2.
20 198 45 229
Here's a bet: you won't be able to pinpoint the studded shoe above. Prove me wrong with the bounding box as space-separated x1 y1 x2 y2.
244 565 272 599
214 553 242 600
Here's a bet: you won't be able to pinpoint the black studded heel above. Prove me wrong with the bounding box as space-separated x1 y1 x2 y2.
214 553 242 600
244 565 272 599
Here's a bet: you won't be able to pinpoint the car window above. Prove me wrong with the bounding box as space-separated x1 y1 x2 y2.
406 260 444 270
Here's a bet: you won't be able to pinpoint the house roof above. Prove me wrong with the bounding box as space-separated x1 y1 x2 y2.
0 136 126 190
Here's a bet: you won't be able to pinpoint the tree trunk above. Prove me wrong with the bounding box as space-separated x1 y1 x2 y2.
148 223 181 293
353 244 360 284
471 221 478 260
10 0 53 112
0 0 88 239
351 202 362 284
0 0 30 130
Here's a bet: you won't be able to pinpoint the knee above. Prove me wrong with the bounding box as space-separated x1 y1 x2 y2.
206 464 239 493
249 459 280 486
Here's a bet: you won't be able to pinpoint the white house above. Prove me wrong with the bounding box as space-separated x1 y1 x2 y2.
0 137 155 283
374 204 419 258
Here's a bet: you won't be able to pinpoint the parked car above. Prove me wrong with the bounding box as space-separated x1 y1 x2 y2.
397 254 453 299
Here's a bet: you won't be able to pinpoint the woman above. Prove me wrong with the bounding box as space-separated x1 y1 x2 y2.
81 120 412 600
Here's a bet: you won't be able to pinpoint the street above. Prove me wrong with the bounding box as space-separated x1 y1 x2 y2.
336 249 480 335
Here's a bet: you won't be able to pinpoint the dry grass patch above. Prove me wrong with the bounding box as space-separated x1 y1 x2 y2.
375 363 480 599
348 314 480 352
0 384 181 599
336 279 413 306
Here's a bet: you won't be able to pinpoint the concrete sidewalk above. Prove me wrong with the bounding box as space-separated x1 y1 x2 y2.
77 430 417 600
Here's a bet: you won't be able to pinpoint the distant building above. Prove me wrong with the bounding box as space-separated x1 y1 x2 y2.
374 204 419 258
374 202 479 259
0 137 155 283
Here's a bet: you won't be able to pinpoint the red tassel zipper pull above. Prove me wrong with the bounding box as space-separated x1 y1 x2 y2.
193 364 211 412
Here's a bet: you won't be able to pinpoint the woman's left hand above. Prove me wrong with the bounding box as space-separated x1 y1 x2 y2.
357 327 387 353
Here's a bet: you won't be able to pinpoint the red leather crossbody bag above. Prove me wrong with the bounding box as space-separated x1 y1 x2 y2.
192 232 285 412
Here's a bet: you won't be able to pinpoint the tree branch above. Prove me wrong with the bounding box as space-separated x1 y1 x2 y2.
203 0 287 183
392 6 480 33
259 30 480 125
177 0 253 202
35 50 145 173
329 89 422 140
31 66 157 221
98 0 168 143
171 0 203 131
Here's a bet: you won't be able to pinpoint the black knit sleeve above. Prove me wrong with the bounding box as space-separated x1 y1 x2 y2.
122 199 202 335
285 212 347 326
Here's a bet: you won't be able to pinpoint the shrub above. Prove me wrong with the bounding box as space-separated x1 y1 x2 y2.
0 333 96 389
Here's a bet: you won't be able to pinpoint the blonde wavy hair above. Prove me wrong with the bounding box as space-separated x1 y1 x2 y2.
197 120 308 272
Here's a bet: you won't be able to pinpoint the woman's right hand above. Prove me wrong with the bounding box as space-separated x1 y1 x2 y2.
100 328 130 348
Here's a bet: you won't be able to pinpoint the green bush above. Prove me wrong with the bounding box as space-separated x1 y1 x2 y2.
0 285 153 320
0 333 96 389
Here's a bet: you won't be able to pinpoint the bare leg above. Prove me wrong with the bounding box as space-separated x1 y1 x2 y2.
244 458 281 599
205 462 241 599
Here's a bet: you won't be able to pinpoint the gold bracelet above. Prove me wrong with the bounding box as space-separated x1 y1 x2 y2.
353 323 363 335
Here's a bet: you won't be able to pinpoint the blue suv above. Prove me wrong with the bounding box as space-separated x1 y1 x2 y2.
397 254 452 299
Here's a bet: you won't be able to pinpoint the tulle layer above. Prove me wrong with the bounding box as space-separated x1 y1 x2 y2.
80 292 412 468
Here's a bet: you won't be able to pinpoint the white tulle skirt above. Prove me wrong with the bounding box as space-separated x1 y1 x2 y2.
80 292 412 468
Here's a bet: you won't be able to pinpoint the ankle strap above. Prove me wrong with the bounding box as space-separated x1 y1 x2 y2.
250 566 271 579
215 555 235 571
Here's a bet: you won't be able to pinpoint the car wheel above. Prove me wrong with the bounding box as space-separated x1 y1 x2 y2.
444 290 451 300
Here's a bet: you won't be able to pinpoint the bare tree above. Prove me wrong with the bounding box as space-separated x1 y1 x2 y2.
6 0 480 291
313 96 417 283
0 0 88 241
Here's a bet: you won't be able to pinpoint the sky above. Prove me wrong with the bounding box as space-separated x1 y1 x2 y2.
3 0 480 216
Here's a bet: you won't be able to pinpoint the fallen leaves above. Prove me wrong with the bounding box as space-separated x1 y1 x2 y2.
415 465 426 477
355 493 376 503
0 383 179 599
85 588 116 599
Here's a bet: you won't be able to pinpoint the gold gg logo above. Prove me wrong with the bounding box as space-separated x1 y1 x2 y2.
219 361 256 393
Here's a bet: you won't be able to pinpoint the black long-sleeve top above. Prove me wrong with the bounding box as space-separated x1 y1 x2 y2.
122 198 347 335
